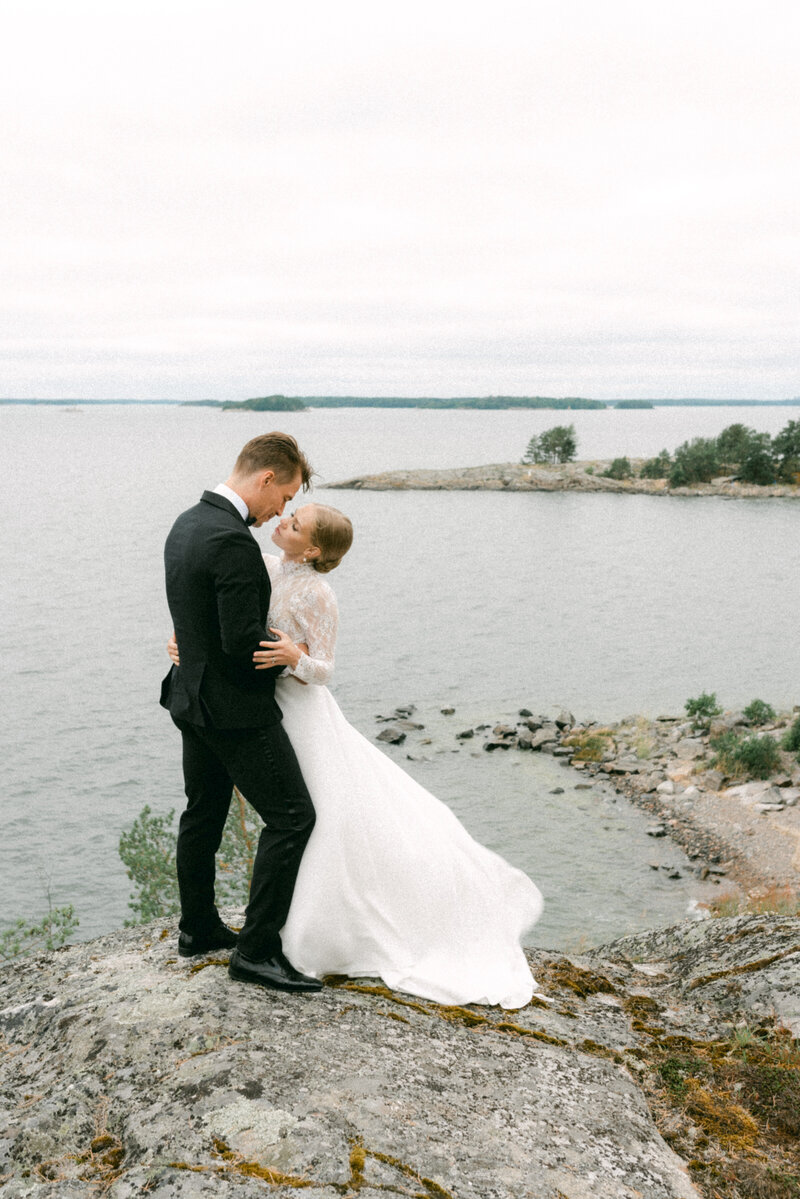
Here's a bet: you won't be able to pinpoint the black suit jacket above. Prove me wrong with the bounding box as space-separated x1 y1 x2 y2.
160 491 283 729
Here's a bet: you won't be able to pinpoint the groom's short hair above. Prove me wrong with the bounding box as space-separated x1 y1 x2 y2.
234 432 313 490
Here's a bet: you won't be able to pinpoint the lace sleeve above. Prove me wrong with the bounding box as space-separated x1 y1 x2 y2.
287 578 339 686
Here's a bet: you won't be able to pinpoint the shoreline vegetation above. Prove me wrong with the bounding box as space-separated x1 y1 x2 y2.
373 699 800 912
325 459 800 497
6 697 799 965
327 413 800 496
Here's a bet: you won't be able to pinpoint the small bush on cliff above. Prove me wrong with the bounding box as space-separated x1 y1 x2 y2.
522 424 577 465
119 792 260 923
640 450 671 479
0 903 78 962
685 692 722 732
118 806 180 923
711 732 782 780
669 437 720 487
602 457 632 480
742 699 776 726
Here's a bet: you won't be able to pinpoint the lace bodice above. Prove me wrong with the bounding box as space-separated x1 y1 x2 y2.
264 554 338 686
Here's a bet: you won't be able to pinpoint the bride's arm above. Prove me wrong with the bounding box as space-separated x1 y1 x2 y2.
288 583 338 685
253 583 338 685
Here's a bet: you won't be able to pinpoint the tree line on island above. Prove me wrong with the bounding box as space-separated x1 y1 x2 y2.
206 394 609 411
522 420 800 486
190 395 800 412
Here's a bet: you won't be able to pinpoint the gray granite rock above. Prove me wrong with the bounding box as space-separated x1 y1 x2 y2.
376 727 406 745
528 727 559 751
2 908 797 1199
673 739 706 760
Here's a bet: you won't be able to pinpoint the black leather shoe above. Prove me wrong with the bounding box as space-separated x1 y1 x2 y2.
228 947 323 993
178 923 238 958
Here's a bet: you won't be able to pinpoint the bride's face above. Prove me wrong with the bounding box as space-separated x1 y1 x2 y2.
272 504 320 562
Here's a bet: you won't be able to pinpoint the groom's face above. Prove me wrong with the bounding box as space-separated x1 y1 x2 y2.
250 470 302 527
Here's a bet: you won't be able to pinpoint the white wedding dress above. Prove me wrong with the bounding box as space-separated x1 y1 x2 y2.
265 554 544 1008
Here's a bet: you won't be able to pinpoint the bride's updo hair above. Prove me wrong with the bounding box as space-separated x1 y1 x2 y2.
309 505 353 574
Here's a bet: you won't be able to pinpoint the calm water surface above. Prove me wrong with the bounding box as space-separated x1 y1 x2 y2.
1 405 797 948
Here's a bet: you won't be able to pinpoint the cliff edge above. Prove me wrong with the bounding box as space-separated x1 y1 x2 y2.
1 914 798 1198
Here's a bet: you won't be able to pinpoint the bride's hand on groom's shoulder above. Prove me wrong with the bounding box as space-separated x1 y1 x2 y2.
253 629 305 671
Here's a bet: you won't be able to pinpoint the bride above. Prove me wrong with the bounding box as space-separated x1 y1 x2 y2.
169 503 543 1008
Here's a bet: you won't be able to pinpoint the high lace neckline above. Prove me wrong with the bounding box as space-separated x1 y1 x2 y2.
280 556 314 575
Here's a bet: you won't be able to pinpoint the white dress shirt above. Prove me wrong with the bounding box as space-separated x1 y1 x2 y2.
213 483 249 523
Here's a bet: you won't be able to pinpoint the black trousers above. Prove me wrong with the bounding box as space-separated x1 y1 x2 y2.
173 716 315 960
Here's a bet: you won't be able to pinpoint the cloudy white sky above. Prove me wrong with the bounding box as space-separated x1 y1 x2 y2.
1 0 798 399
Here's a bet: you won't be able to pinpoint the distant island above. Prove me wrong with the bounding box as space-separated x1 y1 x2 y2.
187 395 608 410
180 395 800 410
3 395 800 408
296 395 607 409
218 395 308 412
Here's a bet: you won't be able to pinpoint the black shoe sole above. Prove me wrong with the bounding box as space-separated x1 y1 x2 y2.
228 961 322 992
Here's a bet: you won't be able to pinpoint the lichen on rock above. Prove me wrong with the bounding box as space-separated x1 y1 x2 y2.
0 913 797 1197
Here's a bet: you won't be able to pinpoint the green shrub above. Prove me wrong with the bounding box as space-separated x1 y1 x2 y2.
738 433 776 485
0 904 79 962
602 457 632 480
669 437 721 487
743 699 776 726
685 691 722 731
732 733 781 779
773 420 800 482
711 732 781 779
640 450 671 479
782 716 800 754
709 730 740 774
118 806 180 924
717 423 756 465
776 455 800 483
522 424 577 465
119 792 261 924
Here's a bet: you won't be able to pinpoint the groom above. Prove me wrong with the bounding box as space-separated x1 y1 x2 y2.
160 431 322 993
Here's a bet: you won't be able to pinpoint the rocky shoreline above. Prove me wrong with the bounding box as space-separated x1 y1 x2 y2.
374 705 800 902
324 460 800 498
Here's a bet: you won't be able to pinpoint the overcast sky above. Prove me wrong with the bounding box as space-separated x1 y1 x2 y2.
1 0 798 400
